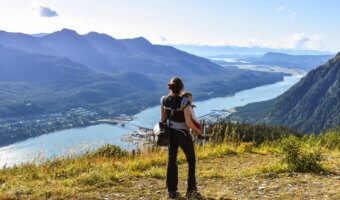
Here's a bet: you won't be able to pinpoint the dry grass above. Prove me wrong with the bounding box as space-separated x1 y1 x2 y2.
0 142 339 200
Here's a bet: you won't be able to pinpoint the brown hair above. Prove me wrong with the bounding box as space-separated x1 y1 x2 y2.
167 77 184 95
181 92 192 97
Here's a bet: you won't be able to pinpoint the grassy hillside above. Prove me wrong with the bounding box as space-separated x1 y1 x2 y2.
0 128 339 199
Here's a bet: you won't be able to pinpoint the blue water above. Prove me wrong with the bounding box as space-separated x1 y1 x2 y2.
0 75 302 167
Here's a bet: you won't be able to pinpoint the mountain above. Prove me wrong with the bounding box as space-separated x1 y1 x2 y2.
0 45 92 83
83 32 131 55
0 31 57 55
119 37 162 56
0 29 225 75
244 52 333 70
85 33 224 75
228 53 340 133
0 45 158 117
0 28 287 118
173 44 333 57
40 29 112 71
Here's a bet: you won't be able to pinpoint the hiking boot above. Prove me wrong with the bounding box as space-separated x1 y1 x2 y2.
168 191 180 199
186 190 202 199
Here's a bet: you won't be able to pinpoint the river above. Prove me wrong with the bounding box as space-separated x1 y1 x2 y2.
0 75 302 167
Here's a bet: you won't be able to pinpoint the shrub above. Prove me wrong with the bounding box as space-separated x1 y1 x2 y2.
206 145 237 157
206 121 297 145
317 129 340 150
77 171 104 186
89 144 127 158
237 142 255 153
148 167 165 179
278 135 324 173
128 160 151 172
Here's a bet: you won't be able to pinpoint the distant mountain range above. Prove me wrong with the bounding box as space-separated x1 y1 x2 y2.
228 53 340 133
243 52 333 70
173 44 333 57
0 29 223 75
0 29 285 117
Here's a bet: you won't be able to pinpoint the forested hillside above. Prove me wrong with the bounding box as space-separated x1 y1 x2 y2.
229 53 340 133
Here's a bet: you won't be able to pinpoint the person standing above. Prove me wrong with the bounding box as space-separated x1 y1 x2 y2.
160 77 202 199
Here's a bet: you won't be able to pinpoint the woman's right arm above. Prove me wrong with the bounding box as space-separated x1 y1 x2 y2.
184 106 202 135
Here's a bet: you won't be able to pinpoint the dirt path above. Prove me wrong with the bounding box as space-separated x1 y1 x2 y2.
99 154 340 200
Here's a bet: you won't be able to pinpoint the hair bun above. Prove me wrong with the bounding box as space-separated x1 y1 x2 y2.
167 77 184 94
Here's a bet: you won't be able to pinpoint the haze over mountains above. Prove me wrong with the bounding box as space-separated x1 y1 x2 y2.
0 28 285 118
244 52 333 71
229 53 340 133
173 44 333 57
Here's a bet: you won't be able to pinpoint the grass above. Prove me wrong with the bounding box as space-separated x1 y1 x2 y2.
0 131 339 199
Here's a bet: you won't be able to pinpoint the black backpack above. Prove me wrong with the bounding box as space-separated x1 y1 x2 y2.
153 96 189 146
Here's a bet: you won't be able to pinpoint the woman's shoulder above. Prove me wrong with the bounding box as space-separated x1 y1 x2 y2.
160 95 169 105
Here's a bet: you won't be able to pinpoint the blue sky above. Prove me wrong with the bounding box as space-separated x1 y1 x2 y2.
0 0 339 52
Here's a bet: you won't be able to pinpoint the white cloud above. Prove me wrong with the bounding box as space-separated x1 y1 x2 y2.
287 33 324 50
173 34 325 51
211 39 280 49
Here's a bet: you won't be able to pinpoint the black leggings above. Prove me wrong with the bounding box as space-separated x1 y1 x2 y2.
166 128 197 192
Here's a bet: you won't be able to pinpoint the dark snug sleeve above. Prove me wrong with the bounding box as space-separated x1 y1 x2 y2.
160 96 166 106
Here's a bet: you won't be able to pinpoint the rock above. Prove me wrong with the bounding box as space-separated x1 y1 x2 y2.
287 172 296 177
265 173 277 178
258 186 266 190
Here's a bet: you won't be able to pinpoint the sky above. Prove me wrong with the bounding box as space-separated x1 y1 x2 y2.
0 0 339 52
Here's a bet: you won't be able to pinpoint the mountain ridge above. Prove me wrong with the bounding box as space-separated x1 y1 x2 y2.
0 28 287 118
228 53 340 133
0 29 226 75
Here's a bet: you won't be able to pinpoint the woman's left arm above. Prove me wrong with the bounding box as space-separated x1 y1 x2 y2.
161 106 167 122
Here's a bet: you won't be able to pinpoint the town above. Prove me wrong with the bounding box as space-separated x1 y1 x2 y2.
0 107 132 147
0 106 234 147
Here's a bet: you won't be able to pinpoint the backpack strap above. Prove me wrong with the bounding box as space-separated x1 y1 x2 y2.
161 95 172 112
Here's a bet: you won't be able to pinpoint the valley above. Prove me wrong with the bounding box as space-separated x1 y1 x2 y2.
1 2 339 200
0 29 287 147
0 75 301 167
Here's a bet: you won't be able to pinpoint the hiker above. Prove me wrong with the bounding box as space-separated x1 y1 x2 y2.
160 77 202 199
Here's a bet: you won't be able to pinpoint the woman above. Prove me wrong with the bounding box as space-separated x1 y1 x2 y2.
161 77 202 199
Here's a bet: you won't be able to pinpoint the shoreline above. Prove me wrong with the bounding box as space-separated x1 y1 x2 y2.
0 74 291 149
0 75 302 167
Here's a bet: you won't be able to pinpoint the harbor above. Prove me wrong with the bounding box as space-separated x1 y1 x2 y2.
120 108 233 147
